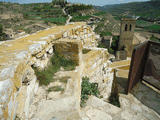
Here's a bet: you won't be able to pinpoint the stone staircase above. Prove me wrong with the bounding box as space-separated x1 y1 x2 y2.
80 94 160 120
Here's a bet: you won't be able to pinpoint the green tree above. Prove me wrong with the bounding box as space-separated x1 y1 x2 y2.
52 0 67 7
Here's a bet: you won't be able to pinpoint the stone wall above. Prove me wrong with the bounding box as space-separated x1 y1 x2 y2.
0 22 112 120
54 39 82 65
82 48 114 99
0 22 100 120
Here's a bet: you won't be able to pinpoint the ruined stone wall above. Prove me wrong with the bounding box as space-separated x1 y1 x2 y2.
82 48 114 99
0 22 100 120
54 39 83 65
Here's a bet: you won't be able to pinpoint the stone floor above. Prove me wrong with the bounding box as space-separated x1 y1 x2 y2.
131 82 160 115
29 68 81 120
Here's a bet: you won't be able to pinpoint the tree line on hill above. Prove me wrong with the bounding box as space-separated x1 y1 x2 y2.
100 0 160 22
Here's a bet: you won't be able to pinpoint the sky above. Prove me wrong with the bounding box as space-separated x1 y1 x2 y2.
0 0 149 6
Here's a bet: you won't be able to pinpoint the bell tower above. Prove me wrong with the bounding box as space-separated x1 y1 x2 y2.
118 17 136 57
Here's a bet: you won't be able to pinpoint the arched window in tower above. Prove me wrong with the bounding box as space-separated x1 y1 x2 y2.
129 24 132 31
125 24 128 31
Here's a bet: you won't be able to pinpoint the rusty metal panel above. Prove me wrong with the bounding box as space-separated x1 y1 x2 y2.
127 41 149 93
143 41 160 90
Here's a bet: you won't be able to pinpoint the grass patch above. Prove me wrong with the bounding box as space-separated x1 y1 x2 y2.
41 17 67 25
81 77 100 107
100 31 112 37
93 11 106 16
47 86 64 92
59 76 70 83
82 49 91 54
144 24 160 33
114 16 121 21
33 53 76 86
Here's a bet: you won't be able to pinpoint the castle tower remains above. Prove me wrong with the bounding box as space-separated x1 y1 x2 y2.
118 17 136 57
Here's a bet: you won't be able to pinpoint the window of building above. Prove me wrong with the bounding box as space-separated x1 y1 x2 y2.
125 24 128 31
129 24 132 31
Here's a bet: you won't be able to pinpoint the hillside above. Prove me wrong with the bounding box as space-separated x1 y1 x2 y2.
0 1 120 41
100 0 160 22
99 0 160 34
0 2 93 40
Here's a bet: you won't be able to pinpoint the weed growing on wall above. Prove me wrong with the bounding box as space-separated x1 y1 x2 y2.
81 76 100 107
33 53 76 86
82 49 91 54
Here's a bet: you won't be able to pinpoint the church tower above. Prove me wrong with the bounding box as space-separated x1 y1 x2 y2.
118 17 136 57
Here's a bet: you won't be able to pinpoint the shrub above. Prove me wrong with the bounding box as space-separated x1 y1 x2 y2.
81 77 100 107
23 13 29 19
52 0 67 7
93 11 106 16
144 24 160 33
97 41 107 48
100 31 112 37
110 36 119 54
33 52 76 86
42 17 67 25
66 4 93 15
108 48 114 54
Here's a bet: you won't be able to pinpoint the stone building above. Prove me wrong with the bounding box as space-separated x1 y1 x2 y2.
118 17 136 57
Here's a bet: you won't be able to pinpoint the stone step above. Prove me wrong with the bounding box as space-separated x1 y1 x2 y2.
31 96 79 120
